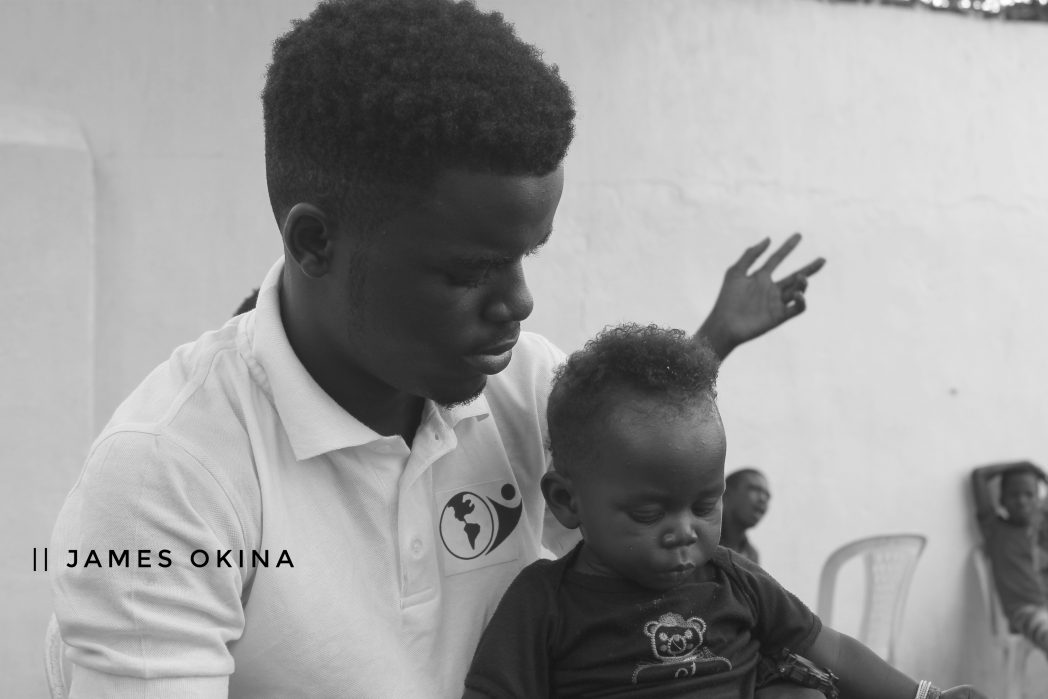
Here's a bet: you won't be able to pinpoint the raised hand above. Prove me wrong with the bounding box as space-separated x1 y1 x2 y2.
697 233 826 359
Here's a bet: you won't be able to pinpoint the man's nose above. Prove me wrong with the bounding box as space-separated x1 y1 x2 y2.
483 261 533 324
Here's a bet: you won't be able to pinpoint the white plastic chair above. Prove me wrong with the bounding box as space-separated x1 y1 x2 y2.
44 613 70 699
971 546 1034 699
816 533 926 665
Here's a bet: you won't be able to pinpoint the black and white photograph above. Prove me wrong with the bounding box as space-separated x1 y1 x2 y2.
2 0 1047 696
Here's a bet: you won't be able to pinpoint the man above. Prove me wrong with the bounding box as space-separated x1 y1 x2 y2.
50 1 824 696
721 467 772 563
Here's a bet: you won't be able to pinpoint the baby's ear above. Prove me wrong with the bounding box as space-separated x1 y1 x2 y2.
541 470 581 530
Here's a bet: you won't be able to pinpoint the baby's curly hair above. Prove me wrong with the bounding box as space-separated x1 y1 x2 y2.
262 0 575 228
547 323 720 471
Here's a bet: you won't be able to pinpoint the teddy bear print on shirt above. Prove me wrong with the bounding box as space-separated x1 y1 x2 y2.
631 612 731 685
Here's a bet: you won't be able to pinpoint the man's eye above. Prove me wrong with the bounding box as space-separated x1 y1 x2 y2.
628 510 663 524
447 269 491 288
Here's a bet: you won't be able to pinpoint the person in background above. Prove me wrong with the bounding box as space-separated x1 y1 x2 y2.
464 324 987 699
971 460 1048 657
721 467 771 563
233 288 259 316
50 1 825 696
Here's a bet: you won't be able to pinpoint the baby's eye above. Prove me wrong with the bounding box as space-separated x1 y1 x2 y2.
692 502 717 517
628 509 663 524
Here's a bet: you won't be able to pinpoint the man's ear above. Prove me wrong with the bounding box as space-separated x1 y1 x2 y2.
281 202 333 278
541 470 581 530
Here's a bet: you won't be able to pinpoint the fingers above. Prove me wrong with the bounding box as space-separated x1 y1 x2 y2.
731 234 825 285
730 237 772 273
757 232 802 274
784 289 806 319
779 274 808 295
789 256 827 280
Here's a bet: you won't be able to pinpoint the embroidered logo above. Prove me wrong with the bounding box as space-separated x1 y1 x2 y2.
438 484 522 561
631 612 731 684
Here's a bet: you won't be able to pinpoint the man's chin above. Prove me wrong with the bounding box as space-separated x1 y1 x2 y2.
433 376 488 409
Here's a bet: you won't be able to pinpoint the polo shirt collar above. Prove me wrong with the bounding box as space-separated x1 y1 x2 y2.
246 257 490 461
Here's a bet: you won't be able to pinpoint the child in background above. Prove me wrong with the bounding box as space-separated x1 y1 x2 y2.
464 324 988 699
971 460 1048 656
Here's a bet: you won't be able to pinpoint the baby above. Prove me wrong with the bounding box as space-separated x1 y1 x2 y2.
464 323 987 698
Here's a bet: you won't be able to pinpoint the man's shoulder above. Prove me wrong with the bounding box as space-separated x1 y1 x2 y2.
99 317 259 457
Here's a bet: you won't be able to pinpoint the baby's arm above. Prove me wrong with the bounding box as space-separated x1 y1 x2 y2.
804 626 988 699
754 686 824 699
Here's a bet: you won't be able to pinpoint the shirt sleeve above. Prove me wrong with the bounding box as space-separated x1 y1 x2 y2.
50 430 250 698
463 561 559 698
724 551 822 657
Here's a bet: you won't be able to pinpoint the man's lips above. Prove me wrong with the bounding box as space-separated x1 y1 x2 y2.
465 334 520 375
473 331 520 356
475 340 517 355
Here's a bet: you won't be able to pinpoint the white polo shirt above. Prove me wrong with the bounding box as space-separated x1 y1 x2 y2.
50 258 575 698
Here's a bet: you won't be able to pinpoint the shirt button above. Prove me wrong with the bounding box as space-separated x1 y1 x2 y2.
411 538 424 556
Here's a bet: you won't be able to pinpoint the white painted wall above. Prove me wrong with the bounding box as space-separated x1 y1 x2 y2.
0 108 94 698
1 0 1046 695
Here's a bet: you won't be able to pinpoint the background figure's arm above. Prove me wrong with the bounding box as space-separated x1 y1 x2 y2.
805 626 988 699
697 233 825 360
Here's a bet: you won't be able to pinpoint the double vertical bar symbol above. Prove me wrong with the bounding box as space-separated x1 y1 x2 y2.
34 547 49 572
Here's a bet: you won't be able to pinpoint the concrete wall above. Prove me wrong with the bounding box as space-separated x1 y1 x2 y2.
1 0 1046 695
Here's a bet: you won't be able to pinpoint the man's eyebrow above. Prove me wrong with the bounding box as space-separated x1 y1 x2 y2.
451 227 554 268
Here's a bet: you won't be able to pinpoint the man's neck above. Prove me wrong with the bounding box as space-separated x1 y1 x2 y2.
280 284 425 445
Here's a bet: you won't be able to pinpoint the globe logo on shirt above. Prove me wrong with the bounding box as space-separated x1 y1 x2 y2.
440 492 494 560
439 484 522 561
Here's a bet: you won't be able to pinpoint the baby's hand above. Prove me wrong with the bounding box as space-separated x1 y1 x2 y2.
940 685 990 699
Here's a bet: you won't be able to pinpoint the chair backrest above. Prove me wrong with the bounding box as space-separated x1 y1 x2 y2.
970 545 1035 699
970 545 1014 639
816 533 927 665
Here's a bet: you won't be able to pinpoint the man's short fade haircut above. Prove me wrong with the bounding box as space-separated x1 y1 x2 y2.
262 0 576 227
547 323 720 472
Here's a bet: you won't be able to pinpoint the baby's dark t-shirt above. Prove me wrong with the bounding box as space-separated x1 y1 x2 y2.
464 545 821 698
